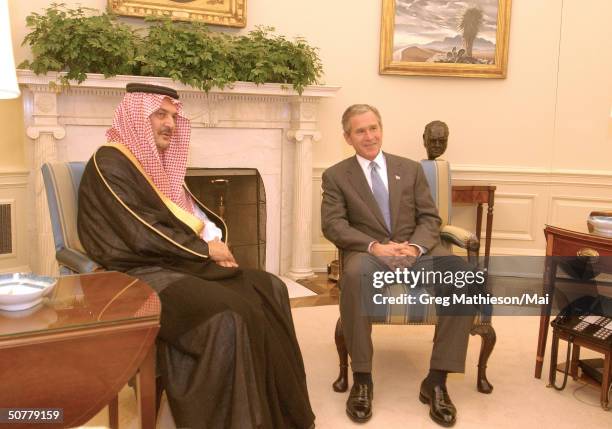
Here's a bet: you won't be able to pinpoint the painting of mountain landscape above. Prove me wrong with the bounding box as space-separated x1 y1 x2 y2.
393 0 499 64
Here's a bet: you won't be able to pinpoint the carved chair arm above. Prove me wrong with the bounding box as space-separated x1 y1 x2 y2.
441 225 480 252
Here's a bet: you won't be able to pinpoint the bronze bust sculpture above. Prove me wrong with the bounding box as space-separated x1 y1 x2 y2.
423 120 449 160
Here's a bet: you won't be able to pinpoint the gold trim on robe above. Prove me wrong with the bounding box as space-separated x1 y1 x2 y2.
93 144 210 259
104 143 204 236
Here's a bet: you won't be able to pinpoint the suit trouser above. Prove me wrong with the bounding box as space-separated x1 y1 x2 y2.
339 252 479 374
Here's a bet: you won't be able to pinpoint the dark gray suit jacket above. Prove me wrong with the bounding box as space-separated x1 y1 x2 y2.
321 152 443 255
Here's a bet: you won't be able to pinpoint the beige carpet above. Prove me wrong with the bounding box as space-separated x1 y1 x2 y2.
83 305 610 428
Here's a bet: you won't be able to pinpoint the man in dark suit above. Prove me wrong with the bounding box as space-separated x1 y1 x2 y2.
321 104 480 427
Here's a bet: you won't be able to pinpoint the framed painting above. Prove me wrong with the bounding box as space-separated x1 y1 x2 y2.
109 0 246 28
380 0 511 78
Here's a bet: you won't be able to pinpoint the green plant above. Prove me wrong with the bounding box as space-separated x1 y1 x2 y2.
19 4 323 94
231 27 323 94
19 3 139 85
138 19 237 92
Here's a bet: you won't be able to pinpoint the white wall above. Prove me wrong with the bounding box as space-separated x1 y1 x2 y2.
9 1 611 169
4 0 612 270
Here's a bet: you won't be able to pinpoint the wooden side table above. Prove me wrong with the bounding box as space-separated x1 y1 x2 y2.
0 272 160 429
452 185 496 270
535 225 612 380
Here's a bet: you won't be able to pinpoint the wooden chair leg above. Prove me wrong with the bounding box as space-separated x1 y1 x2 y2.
108 395 119 429
332 317 349 392
470 324 496 394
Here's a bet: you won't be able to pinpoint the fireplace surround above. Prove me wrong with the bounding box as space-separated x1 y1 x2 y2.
17 70 339 278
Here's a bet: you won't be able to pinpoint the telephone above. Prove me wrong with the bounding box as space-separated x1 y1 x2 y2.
552 295 612 347
549 295 612 391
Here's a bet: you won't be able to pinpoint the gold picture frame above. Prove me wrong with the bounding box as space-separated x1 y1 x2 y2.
380 0 511 78
109 0 246 28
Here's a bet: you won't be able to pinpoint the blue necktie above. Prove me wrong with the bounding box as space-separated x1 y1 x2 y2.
370 161 391 230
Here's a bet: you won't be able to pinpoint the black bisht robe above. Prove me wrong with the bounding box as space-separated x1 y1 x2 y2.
77 145 315 429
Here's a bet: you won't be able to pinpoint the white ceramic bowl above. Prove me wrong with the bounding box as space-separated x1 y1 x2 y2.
0 273 57 311
587 214 612 238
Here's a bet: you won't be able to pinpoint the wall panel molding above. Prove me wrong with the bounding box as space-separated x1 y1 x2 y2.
452 164 612 187
550 195 612 228
488 193 536 241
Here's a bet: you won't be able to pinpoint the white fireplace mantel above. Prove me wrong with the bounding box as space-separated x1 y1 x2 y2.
17 70 340 279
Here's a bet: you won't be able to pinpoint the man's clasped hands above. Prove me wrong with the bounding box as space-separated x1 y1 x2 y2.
370 241 420 270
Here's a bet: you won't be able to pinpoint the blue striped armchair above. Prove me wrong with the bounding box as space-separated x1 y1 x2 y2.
332 159 496 394
41 161 102 275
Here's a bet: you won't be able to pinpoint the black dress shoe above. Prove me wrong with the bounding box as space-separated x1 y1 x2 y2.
346 382 373 423
419 380 457 427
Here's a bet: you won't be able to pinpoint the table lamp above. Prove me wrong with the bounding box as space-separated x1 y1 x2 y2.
0 0 20 99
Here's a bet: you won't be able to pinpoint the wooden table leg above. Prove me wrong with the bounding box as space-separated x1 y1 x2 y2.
108 395 119 429
536 255 556 379
476 203 483 259
547 329 560 387
602 351 611 410
570 345 580 380
537 313 551 379
484 202 494 271
137 344 156 429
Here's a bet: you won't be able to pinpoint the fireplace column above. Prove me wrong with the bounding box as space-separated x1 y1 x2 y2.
287 99 321 280
24 86 64 276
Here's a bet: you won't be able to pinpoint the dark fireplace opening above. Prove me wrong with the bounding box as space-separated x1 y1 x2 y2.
186 168 266 270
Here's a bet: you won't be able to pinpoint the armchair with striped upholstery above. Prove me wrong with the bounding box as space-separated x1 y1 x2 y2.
332 159 496 394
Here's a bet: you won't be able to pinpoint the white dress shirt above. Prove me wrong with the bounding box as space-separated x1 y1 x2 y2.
356 151 388 192
191 201 223 242
356 151 426 256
